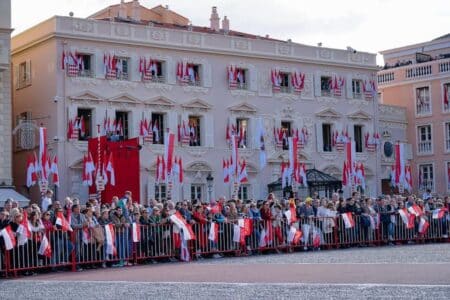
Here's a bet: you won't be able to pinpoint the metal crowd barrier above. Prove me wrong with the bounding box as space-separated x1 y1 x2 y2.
1 211 449 277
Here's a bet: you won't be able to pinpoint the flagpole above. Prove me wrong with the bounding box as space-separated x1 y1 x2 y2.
96 124 103 204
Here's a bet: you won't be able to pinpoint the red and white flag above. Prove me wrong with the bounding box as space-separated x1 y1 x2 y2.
342 212 355 229
26 154 38 187
223 159 230 183
408 204 423 217
51 155 60 187
418 217 429 234
208 222 219 243
0 226 16 250
39 127 48 179
132 222 141 242
164 132 175 181
231 135 239 182
169 212 195 240
432 208 447 219
104 223 117 256
38 234 52 258
394 142 406 188
259 221 273 247
106 152 116 186
398 208 415 229
287 226 303 245
17 211 32 246
82 228 91 245
180 238 190 262
238 159 248 183
55 211 73 231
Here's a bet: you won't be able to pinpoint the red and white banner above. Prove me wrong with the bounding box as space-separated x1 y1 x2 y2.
55 211 73 232
105 223 117 256
394 142 406 189
208 222 219 243
231 135 239 183
51 155 60 187
132 222 141 242
259 221 273 247
238 159 248 183
271 69 281 92
169 212 195 240
39 127 48 180
362 80 376 99
408 204 423 217
38 234 52 258
164 132 175 182
432 208 447 219
17 211 32 246
223 159 230 183
398 208 415 229
26 154 38 188
418 217 429 234
106 152 116 186
287 226 303 245
342 212 355 229
0 226 16 250
291 71 305 93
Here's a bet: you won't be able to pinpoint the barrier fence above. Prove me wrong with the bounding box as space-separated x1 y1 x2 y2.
1 212 449 277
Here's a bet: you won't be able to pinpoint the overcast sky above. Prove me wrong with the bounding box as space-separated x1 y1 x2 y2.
11 0 450 65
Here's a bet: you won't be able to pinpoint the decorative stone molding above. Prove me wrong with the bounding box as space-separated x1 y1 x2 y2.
149 30 167 41
346 110 372 121
184 33 202 46
186 147 209 158
280 104 296 119
232 39 250 51
317 96 339 104
315 107 342 119
318 152 339 161
349 52 362 63
115 25 131 37
69 91 104 102
258 70 272 97
274 92 299 101
73 20 94 33
277 43 292 56
143 82 173 92
107 93 142 106
355 153 368 162
228 102 257 114
380 121 407 129
69 77 101 87
230 89 256 97
185 161 213 173
317 48 332 60
144 96 176 109
348 99 369 106
108 80 138 89
182 85 209 94
181 99 212 111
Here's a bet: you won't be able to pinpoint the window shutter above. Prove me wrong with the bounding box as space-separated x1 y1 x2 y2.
202 62 212 87
346 74 353 99
14 64 19 89
315 123 323 152
25 60 32 86
204 114 214 147
166 58 175 84
314 72 321 97
248 65 257 91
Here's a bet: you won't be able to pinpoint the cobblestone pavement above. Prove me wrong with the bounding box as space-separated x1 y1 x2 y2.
1 243 450 299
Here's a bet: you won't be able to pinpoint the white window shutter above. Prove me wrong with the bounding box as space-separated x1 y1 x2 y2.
166 58 176 84
248 65 257 91
315 123 323 152
202 63 212 87
14 64 19 89
25 60 32 86
346 74 353 99
314 72 321 97
204 114 214 147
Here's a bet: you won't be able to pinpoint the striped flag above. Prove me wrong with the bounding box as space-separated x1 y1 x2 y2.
0 225 16 250
342 212 355 229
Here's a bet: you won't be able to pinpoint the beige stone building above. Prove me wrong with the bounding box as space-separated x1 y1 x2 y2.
11 1 406 203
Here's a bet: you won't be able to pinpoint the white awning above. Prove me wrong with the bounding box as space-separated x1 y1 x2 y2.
0 187 30 207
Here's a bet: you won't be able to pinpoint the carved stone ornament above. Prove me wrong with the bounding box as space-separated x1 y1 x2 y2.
185 33 202 46
349 53 362 63
277 44 292 56
69 77 101 87
274 92 299 101
230 89 256 98
182 85 209 94
108 80 138 89
150 30 167 41
233 39 250 51
144 82 173 92
186 148 208 158
73 20 94 33
319 152 339 161
115 25 131 37
318 49 332 59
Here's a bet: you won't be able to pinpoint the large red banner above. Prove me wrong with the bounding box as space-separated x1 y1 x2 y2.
88 137 140 204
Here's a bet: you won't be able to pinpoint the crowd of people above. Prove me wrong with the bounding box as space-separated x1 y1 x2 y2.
0 189 449 276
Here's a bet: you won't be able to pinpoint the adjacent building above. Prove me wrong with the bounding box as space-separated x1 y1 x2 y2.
378 34 450 196
11 0 405 203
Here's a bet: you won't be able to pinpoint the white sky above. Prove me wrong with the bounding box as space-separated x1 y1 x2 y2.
11 0 450 65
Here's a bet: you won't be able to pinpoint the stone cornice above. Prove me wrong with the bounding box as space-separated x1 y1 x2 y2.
12 16 378 71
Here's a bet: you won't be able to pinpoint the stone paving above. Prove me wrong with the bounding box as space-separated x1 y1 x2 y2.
1 243 449 299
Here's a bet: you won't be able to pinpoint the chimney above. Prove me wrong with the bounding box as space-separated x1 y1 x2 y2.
209 6 220 31
222 16 229 32
118 0 127 19
131 0 140 21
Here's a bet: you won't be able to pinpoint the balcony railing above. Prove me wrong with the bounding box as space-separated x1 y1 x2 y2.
416 102 431 115
378 58 450 86
280 85 293 93
418 141 432 154
321 90 332 97
143 75 165 83
352 92 363 99
186 80 202 87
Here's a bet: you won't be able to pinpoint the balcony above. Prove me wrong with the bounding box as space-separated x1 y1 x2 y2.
279 85 293 93
352 92 363 99
143 75 165 83
418 141 432 154
378 58 450 86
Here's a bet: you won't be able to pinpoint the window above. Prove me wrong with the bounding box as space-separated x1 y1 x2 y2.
447 162 450 191
77 108 92 141
354 125 363 153
143 60 164 83
78 54 92 77
188 116 201 146
322 124 332 152
417 125 432 154
236 118 248 148
444 83 450 112
279 72 291 93
190 184 203 201
416 87 431 115
15 111 34 150
115 57 129 80
321 76 331 96
238 185 249 201
151 113 165 144
352 79 362 99
155 184 166 202
445 122 450 152
115 111 129 140
187 64 201 86
16 60 31 89
281 121 292 150
419 164 433 191
236 68 247 90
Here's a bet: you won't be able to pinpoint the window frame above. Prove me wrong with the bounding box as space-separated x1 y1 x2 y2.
236 118 249 149
115 111 129 140
415 86 432 116
281 121 292 150
322 123 333 152
238 185 249 201
151 113 165 145
155 184 167 202
77 108 93 141
190 184 204 201
352 79 363 99
320 76 332 97
354 125 363 153
418 163 434 192
188 115 202 146
416 124 433 155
